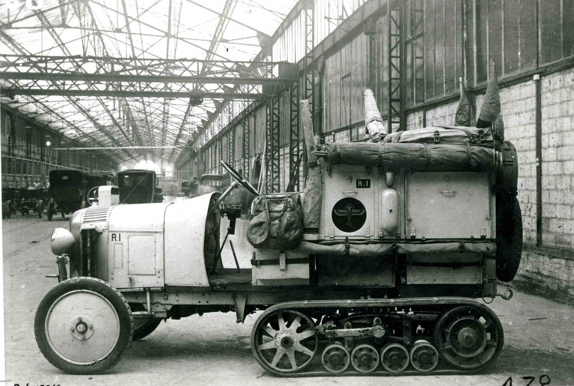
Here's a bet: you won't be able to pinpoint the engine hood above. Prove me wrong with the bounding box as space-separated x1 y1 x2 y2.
108 202 172 232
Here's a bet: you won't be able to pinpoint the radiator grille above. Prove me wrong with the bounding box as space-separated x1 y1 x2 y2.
82 207 110 223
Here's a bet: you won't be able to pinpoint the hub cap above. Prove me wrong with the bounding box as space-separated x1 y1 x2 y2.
380 343 409 373
45 290 120 365
322 344 350 373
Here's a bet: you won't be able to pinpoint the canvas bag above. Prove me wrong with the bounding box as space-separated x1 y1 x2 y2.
246 194 304 250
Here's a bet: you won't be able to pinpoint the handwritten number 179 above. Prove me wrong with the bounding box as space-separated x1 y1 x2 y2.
503 375 551 386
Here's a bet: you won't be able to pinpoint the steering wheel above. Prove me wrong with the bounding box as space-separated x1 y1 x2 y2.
86 186 99 205
220 160 259 196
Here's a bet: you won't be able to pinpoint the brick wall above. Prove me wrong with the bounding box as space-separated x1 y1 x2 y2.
410 67 574 304
424 101 458 127
499 80 538 245
406 111 423 130
540 71 574 248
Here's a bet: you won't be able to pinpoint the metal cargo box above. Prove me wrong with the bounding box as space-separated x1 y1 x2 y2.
406 172 493 239
251 249 309 286
406 253 484 285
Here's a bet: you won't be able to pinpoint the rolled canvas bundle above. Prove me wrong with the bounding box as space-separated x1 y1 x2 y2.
319 141 496 172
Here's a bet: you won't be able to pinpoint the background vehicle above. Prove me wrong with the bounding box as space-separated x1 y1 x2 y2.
36 92 521 376
180 179 198 197
46 170 86 221
117 169 162 204
19 187 46 217
85 173 116 205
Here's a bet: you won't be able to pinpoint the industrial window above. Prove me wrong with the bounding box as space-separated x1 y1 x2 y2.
405 0 425 106
423 0 464 101
473 0 574 84
323 34 368 133
539 0 574 64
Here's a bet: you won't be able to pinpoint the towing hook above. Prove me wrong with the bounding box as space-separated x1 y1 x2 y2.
496 288 514 301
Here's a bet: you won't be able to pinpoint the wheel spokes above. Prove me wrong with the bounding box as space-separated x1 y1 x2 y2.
294 343 314 357
257 341 276 351
277 313 287 331
289 315 302 331
296 329 315 341
286 351 298 369
253 309 318 374
270 349 285 367
262 325 277 337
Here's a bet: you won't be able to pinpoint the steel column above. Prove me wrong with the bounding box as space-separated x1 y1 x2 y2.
288 81 301 191
265 99 280 193
228 127 234 170
304 0 315 105
218 139 223 174
387 1 405 132
242 110 250 182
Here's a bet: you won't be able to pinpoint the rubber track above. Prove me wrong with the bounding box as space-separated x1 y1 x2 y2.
252 297 502 377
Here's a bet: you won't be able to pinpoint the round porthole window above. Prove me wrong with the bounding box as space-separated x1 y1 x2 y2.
331 197 367 233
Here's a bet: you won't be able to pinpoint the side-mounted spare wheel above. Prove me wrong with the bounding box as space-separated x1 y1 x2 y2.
496 195 523 282
34 277 133 374
495 140 523 282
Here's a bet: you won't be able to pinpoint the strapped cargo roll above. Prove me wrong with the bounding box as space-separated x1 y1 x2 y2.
316 142 496 172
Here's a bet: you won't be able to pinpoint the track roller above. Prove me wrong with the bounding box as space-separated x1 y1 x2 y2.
409 340 439 372
322 343 350 373
351 344 379 373
380 343 409 373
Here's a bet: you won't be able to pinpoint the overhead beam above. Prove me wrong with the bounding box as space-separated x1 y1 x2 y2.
0 55 290 80
51 146 180 150
2 88 273 99
0 72 289 86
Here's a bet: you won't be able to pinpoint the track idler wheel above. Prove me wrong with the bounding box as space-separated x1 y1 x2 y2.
380 343 409 373
251 309 318 374
410 340 439 372
351 344 379 373
433 305 504 370
322 343 350 373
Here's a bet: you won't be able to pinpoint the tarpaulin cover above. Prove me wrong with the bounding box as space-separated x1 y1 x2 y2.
293 240 496 256
382 126 492 144
320 141 496 172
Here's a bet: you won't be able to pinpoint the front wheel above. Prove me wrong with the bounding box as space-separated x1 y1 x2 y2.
34 277 133 374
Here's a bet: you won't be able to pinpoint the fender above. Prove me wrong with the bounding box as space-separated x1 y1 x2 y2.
164 192 219 287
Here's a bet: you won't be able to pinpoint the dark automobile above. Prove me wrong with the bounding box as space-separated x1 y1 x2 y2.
117 169 162 204
21 187 47 217
47 170 86 220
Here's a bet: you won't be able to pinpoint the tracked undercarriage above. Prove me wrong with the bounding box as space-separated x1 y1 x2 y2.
251 298 504 376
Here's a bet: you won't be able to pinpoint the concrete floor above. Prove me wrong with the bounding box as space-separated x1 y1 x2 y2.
2 213 574 386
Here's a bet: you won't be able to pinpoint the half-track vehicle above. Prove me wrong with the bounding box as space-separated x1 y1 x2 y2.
35 91 522 376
